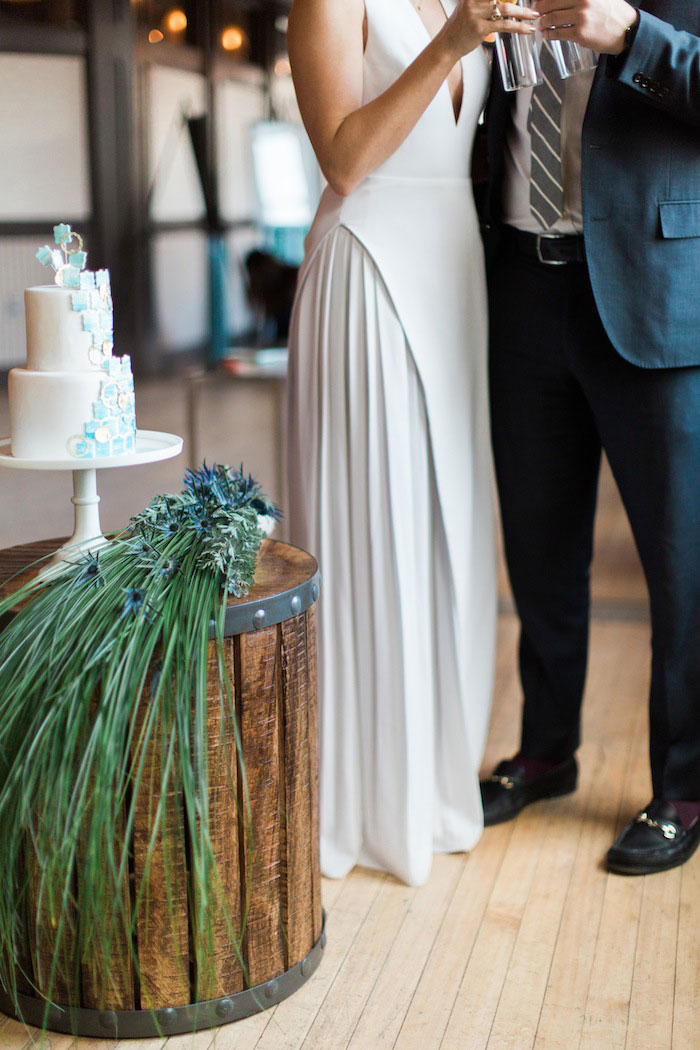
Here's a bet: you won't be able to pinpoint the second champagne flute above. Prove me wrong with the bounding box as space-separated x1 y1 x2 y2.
549 38 598 76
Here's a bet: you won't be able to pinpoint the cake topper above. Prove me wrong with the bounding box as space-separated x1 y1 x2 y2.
36 223 88 289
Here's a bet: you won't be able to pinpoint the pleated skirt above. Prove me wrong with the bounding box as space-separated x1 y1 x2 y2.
287 225 492 886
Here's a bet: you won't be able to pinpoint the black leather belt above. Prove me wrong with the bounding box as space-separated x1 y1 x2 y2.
504 225 586 266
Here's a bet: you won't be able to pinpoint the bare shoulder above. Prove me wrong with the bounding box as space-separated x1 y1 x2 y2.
288 0 367 166
289 0 365 44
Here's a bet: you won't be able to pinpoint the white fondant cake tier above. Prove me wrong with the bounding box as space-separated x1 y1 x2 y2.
9 369 104 459
25 286 112 373
11 256 133 461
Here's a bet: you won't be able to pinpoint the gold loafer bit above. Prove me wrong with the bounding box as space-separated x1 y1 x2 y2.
489 774 516 790
635 811 678 839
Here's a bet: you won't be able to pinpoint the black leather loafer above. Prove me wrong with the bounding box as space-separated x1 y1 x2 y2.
606 800 700 875
480 756 578 826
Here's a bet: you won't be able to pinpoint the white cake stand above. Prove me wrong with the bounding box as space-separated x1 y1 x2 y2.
0 430 183 579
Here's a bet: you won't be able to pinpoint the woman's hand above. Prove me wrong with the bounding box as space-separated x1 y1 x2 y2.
441 0 538 59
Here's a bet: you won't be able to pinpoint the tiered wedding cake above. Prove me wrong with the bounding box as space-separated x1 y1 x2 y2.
9 224 137 460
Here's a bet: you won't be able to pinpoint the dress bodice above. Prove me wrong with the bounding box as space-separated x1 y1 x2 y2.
362 0 489 180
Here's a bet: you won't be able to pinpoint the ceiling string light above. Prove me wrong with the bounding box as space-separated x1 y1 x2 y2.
221 26 245 52
165 8 187 33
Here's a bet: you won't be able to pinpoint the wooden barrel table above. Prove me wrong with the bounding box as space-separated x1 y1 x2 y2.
0 538 324 1039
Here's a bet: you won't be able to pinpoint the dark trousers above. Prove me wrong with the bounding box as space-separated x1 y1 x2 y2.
488 232 700 800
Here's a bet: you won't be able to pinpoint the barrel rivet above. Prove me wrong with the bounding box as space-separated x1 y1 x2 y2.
312 583 319 602
320 931 327 949
264 980 279 1000
216 998 233 1019
253 608 266 630
158 1007 177 1030
301 958 312 977
99 1011 118 1033
291 595 302 616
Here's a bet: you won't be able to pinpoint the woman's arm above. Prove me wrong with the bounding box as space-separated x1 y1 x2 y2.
288 0 537 197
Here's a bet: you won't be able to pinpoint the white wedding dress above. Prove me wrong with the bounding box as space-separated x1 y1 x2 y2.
287 0 497 886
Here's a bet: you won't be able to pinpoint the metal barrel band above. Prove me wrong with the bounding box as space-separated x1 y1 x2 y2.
210 569 322 639
0 914 326 1039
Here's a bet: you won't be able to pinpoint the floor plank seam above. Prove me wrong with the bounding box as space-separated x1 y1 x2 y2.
579 699 648 1050
435 822 519 1050
368 856 469 1050
296 872 388 1050
254 873 380 1050
622 875 648 1050
572 736 637 1050
668 870 683 1050
390 853 475 1049
463 812 552 1050
530 759 604 1050
341 881 422 1050
670 863 685 1050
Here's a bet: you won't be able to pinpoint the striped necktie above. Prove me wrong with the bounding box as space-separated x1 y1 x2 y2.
528 43 565 230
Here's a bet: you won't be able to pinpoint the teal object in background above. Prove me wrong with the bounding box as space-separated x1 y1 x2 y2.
209 234 228 362
265 226 309 267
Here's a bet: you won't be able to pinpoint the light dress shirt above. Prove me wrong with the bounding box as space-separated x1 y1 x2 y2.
501 66 597 235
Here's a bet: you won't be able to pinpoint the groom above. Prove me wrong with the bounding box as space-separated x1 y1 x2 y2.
480 0 700 874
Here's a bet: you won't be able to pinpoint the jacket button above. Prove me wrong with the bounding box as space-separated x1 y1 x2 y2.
633 72 642 84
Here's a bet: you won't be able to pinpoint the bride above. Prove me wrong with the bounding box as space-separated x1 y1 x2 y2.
286 0 536 886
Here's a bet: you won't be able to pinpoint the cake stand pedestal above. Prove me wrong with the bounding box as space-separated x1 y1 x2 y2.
0 430 183 579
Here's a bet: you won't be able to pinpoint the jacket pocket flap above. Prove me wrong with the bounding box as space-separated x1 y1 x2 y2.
659 200 700 239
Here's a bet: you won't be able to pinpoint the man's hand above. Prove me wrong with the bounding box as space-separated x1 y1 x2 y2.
536 0 639 54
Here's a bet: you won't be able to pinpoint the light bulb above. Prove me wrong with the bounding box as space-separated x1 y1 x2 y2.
165 9 187 33
221 26 245 52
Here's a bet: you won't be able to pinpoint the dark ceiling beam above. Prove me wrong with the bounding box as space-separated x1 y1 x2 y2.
0 22 86 53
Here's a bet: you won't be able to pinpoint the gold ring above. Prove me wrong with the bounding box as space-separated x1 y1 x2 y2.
54 264 71 288
491 0 503 20
60 231 84 257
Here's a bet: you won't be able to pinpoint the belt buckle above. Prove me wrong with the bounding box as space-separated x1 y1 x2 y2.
536 233 568 266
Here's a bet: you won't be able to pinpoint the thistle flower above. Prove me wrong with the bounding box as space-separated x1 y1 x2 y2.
159 556 180 580
155 518 181 537
125 535 160 568
74 550 103 587
121 587 154 622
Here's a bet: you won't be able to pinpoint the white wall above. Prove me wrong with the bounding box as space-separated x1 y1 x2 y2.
147 65 207 223
0 236 58 369
0 53 91 221
216 78 267 223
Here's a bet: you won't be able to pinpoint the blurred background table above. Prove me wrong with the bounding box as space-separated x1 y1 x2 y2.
185 347 289 499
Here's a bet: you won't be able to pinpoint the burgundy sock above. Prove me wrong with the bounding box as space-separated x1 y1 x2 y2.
512 753 562 782
668 800 700 830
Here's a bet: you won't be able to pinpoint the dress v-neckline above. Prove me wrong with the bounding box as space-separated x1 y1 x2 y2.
401 0 464 126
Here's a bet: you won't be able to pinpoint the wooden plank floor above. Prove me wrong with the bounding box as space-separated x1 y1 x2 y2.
2 393 694 1048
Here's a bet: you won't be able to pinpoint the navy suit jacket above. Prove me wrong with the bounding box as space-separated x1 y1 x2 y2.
484 3 700 368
